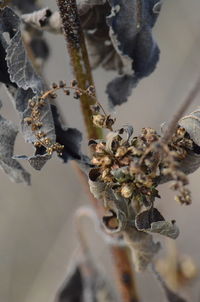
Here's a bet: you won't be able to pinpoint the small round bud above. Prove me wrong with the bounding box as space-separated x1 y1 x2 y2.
121 183 134 198
59 80 66 88
92 114 106 128
52 82 58 89
71 79 78 87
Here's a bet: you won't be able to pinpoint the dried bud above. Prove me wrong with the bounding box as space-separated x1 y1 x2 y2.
24 117 32 125
92 114 106 128
115 146 128 158
64 89 70 95
102 155 112 166
87 85 95 95
36 131 46 139
34 141 42 148
59 80 66 88
105 116 115 130
121 183 134 198
91 104 100 113
52 82 58 89
71 79 78 87
28 99 36 108
96 142 106 153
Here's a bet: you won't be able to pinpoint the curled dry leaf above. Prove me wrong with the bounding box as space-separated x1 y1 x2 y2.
0 7 57 170
0 102 30 184
135 208 180 239
106 0 161 106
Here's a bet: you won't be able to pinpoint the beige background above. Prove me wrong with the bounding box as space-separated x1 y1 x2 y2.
1 0 200 301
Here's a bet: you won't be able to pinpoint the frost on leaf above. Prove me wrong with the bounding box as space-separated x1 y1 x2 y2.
0 101 30 184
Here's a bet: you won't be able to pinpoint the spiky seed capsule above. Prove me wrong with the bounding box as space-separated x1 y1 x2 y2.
92 114 106 128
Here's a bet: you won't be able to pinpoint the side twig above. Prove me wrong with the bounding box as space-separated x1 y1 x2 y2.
161 75 200 144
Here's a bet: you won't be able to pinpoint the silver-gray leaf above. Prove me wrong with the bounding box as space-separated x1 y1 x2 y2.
0 114 30 184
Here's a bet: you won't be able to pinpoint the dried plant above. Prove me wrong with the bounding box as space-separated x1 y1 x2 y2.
0 1 200 302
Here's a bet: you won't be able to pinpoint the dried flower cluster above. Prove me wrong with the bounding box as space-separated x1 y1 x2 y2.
24 80 97 156
90 106 193 207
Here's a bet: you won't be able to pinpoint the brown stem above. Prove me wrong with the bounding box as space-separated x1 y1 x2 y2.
161 75 200 144
57 1 140 300
56 0 102 140
72 162 140 302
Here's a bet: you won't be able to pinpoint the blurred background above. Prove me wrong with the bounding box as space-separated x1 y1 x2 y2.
0 0 200 301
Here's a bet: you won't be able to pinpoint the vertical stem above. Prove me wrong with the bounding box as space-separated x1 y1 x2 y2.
56 0 102 139
57 1 140 301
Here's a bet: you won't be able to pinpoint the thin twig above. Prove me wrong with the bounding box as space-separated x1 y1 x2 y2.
161 75 200 144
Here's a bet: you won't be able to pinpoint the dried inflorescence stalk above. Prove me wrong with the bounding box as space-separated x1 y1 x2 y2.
24 80 96 156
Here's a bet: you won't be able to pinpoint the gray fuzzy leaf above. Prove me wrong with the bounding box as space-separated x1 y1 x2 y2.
88 168 106 199
135 208 179 239
14 154 51 171
0 113 30 184
0 7 57 169
106 0 161 106
179 109 200 146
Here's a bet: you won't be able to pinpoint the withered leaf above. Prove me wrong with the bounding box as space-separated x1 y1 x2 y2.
135 208 179 239
179 109 200 147
51 105 82 163
0 102 30 184
88 168 106 200
56 261 116 302
106 0 161 106
103 187 131 233
0 7 57 170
